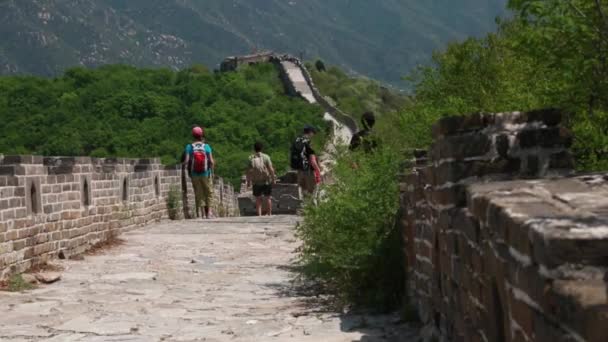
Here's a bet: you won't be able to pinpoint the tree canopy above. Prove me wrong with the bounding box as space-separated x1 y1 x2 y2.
0 63 327 187
376 0 608 170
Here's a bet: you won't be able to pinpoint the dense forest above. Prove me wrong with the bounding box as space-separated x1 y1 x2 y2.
0 63 327 186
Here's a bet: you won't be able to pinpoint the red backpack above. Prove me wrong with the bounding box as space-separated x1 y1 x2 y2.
191 142 209 173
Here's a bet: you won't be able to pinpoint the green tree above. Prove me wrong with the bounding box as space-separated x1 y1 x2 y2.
508 0 608 117
0 64 327 187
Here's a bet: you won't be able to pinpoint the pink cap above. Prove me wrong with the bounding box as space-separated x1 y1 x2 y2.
192 126 204 138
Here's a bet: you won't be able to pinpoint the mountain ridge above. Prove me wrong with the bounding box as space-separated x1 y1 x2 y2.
0 0 508 86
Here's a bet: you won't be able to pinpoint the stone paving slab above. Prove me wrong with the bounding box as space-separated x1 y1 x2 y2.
0 216 420 341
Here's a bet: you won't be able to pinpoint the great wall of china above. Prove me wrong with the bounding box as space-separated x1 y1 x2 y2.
0 156 239 278
0 53 350 277
1 53 607 342
399 110 608 342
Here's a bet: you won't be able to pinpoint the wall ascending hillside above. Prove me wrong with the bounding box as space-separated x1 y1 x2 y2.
0 156 238 278
400 110 608 342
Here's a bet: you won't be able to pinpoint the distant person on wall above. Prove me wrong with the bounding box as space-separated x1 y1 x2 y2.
183 126 215 219
291 125 322 195
349 111 378 153
246 142 277 216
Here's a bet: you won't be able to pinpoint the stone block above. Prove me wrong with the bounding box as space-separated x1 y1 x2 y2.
44 157 77 174
434 159 521 185
432 184 468 207
0 166 15 176
430 132 492 161
523 155 540 177
432 113 489 138
549 151 575 170
507 290 535 338
523 108 563 126
547 280 608 342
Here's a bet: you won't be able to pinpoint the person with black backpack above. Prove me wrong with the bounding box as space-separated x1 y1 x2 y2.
291 125 322 195
183 126 215 219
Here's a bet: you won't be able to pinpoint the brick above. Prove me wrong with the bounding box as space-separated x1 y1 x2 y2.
523 108 563 126
2 210 15 221
434 159 521 185
549 151 575 170
432 184 467 207
432 113 488 138
431 133 492 161
508 291 535 337
13 239 26 251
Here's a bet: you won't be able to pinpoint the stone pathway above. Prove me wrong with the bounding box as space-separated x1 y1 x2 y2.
0 216 420 341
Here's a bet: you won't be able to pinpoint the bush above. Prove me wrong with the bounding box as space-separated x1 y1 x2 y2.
309 65 409 119
166 184 181 220
571 110 608 172
315 59 326 72
296 147 404 310
5 274 36 292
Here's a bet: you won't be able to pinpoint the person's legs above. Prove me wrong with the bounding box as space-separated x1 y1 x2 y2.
265 197 272 216
264 184 273 216
298 171 316 196
297 171 308 195
256 197 263 216
191 177 204 217
200 177 213 218
253 184 263 216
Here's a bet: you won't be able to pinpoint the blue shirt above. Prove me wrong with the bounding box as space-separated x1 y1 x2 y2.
185 143 213 177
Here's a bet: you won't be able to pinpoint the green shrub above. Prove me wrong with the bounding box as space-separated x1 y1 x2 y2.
309 66 409 119
6 274 36 292
296 147 403 311
572 110 608 172
166 184 181 220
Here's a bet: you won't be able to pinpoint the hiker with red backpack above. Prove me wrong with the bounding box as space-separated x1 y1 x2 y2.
183 126 215 219
246 141 277 216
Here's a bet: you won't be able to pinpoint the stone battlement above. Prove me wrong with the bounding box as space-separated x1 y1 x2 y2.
400 109 608 341
0 155 238 279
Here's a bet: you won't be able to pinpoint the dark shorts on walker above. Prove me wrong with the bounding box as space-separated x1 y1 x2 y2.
253 183 272 197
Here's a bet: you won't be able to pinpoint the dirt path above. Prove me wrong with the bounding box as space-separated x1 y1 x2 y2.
0 216 420 342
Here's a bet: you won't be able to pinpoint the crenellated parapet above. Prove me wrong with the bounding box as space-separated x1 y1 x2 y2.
0 155 238 279
399 110 608 342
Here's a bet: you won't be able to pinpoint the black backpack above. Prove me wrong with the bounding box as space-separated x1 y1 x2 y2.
290 137 309 170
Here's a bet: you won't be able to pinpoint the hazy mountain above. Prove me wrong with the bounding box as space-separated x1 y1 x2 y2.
0 0 508 86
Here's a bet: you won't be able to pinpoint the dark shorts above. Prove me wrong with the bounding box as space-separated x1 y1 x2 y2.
252 183 272 197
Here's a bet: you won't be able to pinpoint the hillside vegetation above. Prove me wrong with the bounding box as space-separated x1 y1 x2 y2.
389 0 608 171
0 0 507 86
0 63 327 186
298 0 608 312
308 62 410 119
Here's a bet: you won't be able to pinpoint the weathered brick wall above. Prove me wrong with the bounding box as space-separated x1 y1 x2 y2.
0 155 238 279
273 54 359 132
238 172 303 216
401 110 608 342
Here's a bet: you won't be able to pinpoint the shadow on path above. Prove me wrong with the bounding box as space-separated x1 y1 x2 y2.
265 265 422 342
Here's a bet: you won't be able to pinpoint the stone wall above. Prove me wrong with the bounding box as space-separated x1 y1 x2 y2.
238 171 303 216
400 110 608 342
237 53 357 216
272 54 359 133
0 155 238 279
